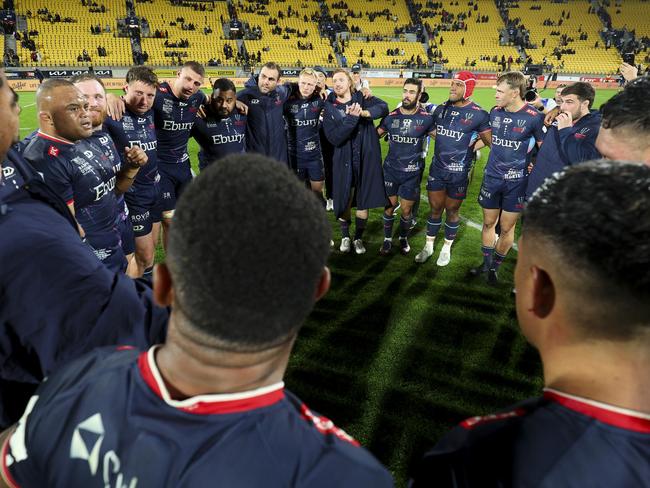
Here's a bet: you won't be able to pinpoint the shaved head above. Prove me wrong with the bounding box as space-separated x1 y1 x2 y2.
36 78 92 141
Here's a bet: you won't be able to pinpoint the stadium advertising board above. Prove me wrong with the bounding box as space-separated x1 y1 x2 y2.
40 69 113 78
412 72 445 79
156 69 237 78
365 70 400 78
281 69 301 77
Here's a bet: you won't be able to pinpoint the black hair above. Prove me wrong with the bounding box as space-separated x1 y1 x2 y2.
212 77 236 93
126 66 158 87
524 160 650 340
600 76 650 132
69 72 105 89
36 78 76 108
167 153 332 352
560 81 595 108
403 77 423 94
182 61 205 77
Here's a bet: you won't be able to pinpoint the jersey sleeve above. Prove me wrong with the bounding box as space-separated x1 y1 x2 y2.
477 110 491 133
378 113 392 132
363 96 389 120
533 114 545 143
40 157 77 205
322 103 360 146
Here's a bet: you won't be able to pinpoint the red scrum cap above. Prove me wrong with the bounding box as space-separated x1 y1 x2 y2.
453 71 477 99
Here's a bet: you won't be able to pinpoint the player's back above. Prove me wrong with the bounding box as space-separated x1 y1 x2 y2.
412 390 650 487
4 347 394 488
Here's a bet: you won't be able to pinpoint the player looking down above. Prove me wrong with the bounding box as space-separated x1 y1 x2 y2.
0 154 395 488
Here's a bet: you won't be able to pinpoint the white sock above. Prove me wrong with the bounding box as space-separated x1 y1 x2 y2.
424 236 435 253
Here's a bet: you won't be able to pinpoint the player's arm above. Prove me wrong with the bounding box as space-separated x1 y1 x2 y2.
322 103 360 146
478 129 492 147
115 146 147 194
557 117 601 162
544 106 560 126
105 92 126 120
376 127 386 138
361 96 389 119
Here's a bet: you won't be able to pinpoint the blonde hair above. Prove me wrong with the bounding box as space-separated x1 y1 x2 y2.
299 68 317 79
496 71 527 99
332 68 356 95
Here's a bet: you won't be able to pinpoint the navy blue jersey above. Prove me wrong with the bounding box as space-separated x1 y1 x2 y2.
3 347 394 488
411 389 650 487
23 132 119 236
284 94 324 162
431 101 490 173
153 82 205 166
486 104 544 180
104 108 159 188
191 110 247 169
237 76 292 164
379 108 435 173
0 149 168 427
526 111 602 198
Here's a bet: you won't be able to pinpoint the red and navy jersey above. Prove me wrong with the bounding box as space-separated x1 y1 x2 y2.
104 108 159 188
431 101 490 173
486 104 544 180
2 347 394 488
410 389 650 487
191 110 247 169
284 94 324 163
379 108 435 173
23 132 119 236
153 82 205 166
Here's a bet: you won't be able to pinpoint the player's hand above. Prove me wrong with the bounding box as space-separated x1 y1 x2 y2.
124 146 148 167
360 87 372 99
527 162 534 174
346 103 362 117
197 104 207 119
236 100 248 115
619 62 638 82
556 111 573 130
544 106 560 127
106 93 126 121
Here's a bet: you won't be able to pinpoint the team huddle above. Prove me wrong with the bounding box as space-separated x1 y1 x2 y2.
5 61 603 286
1 60 649 486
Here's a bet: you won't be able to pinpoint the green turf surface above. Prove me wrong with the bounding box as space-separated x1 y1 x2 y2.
17 86 618 485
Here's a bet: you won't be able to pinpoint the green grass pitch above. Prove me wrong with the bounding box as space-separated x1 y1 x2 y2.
17 85 618 485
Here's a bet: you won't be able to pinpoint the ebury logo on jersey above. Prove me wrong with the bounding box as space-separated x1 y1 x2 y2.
70 413 139 487
70 413 105 475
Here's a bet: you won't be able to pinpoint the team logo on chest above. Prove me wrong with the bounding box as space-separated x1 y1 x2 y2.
400 118 412 135
162 99 174 114
513 119 527 133
461 112 474 125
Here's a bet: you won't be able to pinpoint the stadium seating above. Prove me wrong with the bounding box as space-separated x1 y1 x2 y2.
608 0 650 63
15 0 133 67
515 0 621 74
412 0 520 71
325 0 413 37
342 40 427 69
235 0 337 68
135 0 240 66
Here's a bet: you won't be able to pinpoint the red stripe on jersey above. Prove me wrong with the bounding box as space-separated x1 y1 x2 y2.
36 131 74 145
1 434 22 488
544 390 650 433
300 404 360 446
137 349 285 415
460 408 527 429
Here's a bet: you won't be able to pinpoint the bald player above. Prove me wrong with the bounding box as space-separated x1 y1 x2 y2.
23 79 138 272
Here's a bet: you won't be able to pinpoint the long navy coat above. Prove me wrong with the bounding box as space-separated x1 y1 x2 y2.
237 76 291 165
322 91 389 218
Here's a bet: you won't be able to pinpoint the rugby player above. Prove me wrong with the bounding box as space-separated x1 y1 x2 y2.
0 154 394 488
314 66 336 211
191 77 246 170
413 71 491 266
23 79 135 272
105 67 161 279
527 82 601 198
470 71 544 285
377 78 435 255
237 62 292 164
0 71 168 427
107 61 208 247
412 161 650 486
596 75 650 164
322 69 388 254
71 73 148 276
284 68 326 199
